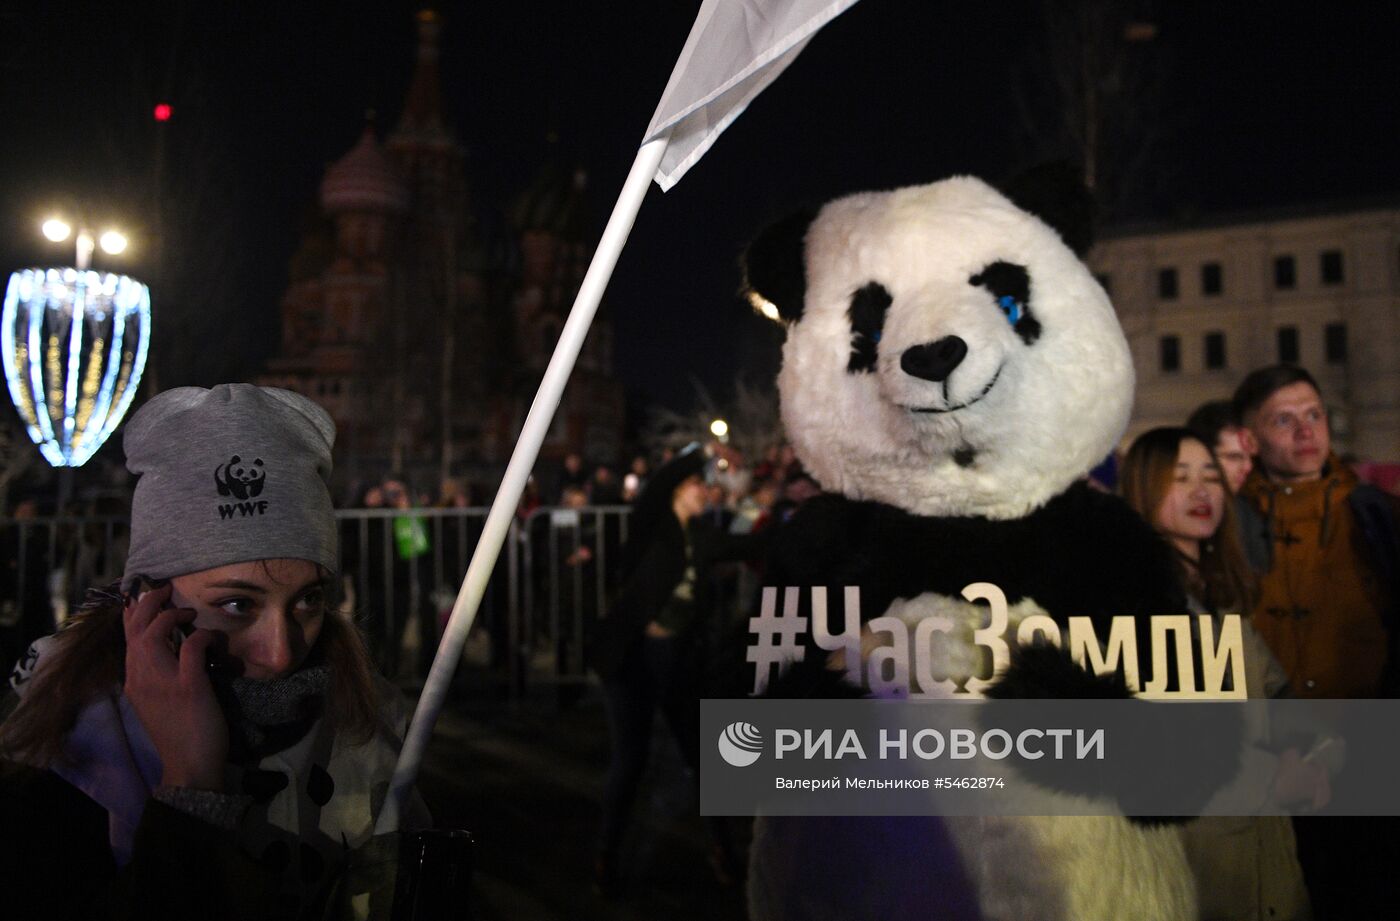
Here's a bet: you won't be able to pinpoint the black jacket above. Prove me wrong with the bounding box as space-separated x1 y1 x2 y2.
588 447 765 677
0 762 386 920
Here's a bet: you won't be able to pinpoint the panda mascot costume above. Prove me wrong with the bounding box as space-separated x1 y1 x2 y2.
740 167 1213 921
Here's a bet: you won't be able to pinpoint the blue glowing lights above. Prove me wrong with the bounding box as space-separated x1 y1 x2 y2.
2 268 151 467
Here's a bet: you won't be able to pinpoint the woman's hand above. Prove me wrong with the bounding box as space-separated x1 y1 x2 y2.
123 584 229 791
1272 747 1331 812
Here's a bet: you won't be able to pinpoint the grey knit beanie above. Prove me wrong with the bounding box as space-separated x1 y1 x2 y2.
121 385 338 590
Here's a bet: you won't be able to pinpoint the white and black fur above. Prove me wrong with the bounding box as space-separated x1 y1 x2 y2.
751 171 1130 522
741 168 1224 921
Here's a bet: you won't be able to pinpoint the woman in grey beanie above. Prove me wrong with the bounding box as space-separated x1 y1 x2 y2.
0 384 428 920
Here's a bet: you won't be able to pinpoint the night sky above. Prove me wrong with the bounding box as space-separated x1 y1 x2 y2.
1 0 1397 416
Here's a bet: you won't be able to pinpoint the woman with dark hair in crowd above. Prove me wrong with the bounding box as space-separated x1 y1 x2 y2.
1121 427 1257 621
0 385 427 920
1121 426 1312 921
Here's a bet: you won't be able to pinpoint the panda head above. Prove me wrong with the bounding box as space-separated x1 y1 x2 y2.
744 168 1132 520
228 456 265 485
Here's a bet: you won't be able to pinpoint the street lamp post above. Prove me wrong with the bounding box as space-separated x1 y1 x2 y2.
2 218 151 479
41 219 128 270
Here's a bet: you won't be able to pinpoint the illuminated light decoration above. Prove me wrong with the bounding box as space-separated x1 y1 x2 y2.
2 268 151 467
42 218 72 242
153 103 172 122
747 289 781 322
98 230 128 255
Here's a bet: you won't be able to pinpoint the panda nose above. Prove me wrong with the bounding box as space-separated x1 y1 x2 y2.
900 336 967 382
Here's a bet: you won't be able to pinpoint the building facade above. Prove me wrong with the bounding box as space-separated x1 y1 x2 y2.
260 12 622 498
1091 205 1400 460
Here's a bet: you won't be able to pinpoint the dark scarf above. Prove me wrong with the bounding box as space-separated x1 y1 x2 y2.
214 664 331 760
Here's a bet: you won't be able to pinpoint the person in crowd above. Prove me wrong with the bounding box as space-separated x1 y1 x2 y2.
1233 365 1400 919
341 483 396 675
1122 428 1258 623
345 478 431 681
1188 399 1263 573
69 497 132 616
776 443 802 483
702 481 734 531
731 478 779 536
1121 426 1315 921
559 486 593 551
431 479 472 662
383 477 439 682
589 446 746 895
1232 366 1399 699
552 485 599 700
0 495 58 669
437 478 470 509
750 444 783 483
622 454 650 502
591 464 623 506
516 474 542 521
1188 400 1255 495
555 452 589 503
0 384 428 919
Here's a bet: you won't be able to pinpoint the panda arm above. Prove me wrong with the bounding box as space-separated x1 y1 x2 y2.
691 517 770 569
767 495 877 588
756 497 879 698
985 644 1243 819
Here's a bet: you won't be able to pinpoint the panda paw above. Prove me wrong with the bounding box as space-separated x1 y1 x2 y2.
985 642 1133 700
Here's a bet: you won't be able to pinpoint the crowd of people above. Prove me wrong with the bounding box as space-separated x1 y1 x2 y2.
0 361 1396 919
581 362 1399 919
1130 364 1398 921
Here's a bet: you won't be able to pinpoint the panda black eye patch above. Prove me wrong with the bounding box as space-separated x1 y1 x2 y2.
847 282 892 373
969 261 1041 345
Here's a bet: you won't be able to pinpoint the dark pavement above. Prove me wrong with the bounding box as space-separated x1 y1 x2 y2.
415 683 751 921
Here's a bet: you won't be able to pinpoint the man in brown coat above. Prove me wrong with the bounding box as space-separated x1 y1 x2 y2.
1233 365 1398 699
1233 364 1400 919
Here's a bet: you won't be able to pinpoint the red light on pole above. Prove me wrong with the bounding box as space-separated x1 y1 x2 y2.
153 103 172 122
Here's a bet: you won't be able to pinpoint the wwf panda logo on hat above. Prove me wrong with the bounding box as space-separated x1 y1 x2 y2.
215 455 266 500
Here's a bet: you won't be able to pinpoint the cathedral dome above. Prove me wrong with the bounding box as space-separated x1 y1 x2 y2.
320 126 409 214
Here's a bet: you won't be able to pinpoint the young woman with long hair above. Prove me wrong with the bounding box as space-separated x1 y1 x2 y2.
1121 426 1256 618
0 385 427 920
1121 426 1313 921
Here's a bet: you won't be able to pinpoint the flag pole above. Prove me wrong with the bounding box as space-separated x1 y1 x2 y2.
376 134 670 832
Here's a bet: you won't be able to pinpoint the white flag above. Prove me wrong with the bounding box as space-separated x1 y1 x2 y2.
644 0 861 191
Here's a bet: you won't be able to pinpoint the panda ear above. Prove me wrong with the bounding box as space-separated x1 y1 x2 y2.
741 207 817 322
998 162 1096 257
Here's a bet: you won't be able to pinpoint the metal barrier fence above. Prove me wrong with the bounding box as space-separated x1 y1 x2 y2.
0 506 632 698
